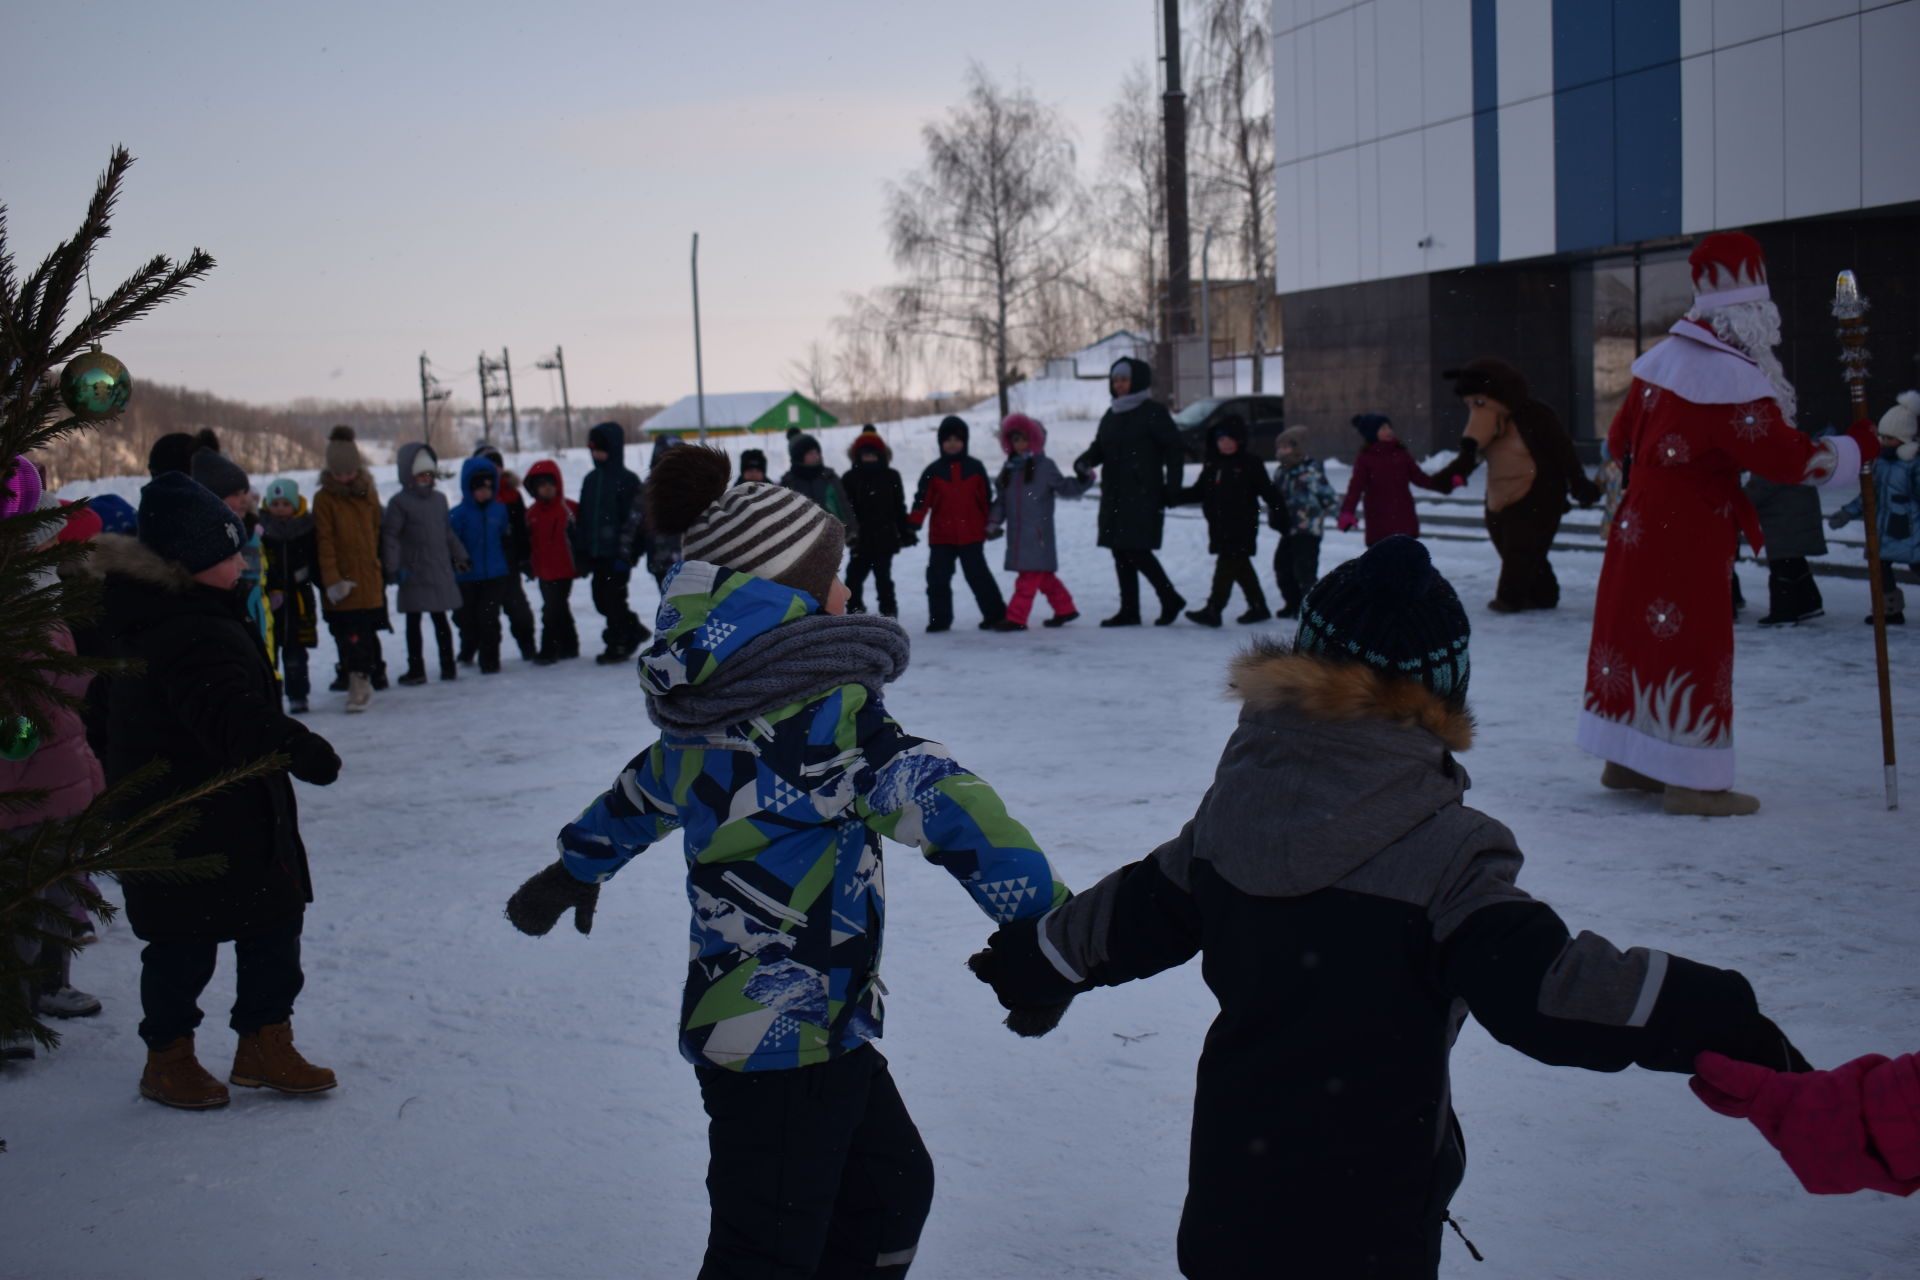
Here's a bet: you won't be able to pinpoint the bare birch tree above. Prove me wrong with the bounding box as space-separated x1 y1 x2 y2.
887 63 1088 420
1192 0 1276 391
1096 62 1168 338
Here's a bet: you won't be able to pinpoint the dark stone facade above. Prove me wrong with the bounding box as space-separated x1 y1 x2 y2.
1278 204 1919 466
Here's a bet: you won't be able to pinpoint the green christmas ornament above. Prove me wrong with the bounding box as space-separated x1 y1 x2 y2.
0 714 41 762
59 345 133 420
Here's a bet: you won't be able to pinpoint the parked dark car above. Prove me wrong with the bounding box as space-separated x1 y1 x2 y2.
1175 395 1286 461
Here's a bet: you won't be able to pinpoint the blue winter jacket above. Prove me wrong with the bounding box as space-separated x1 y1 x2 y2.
450 456 511 582
555 561 1070 1072
1838 453 1920 567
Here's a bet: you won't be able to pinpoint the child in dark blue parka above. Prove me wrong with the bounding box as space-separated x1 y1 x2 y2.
449 455 513 673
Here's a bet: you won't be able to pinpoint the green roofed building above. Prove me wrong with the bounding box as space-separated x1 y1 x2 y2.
641 390 837 439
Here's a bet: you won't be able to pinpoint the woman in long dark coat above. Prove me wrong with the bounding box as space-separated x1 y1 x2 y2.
92 475 342 1110
1072 356 1188 626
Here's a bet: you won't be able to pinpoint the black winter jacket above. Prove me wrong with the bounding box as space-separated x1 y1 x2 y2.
91 536 320 944
1180 447 1280 556
1074 398 1186 551
983 649 1808 1279
841 459 915 556
574 422 643 566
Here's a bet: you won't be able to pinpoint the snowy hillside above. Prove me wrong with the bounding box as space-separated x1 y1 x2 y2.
13 466 1920 1278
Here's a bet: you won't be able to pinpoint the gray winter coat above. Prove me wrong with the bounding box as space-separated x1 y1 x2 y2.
1745 474 1827 560
381 442 467 613
989 452 1088 573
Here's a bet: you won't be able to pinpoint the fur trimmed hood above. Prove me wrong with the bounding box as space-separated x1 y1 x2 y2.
1188 645 1476 898
80 532 197 591
1229 644 1473 752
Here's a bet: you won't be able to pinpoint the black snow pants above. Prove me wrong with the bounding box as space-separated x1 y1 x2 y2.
696 1044 933 1279
137 919 305 1050
925 542 1004 627
1273 530 1323 613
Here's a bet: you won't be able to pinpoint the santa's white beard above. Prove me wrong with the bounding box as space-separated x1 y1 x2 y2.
1690 299 1797 422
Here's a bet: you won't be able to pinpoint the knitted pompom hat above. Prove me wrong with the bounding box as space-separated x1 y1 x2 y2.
324 425 363 475
265 478 301 506
1295 535 1471 705
137 473 247 574
1879 390 1919 462
649 445 845 604
190 446 249 500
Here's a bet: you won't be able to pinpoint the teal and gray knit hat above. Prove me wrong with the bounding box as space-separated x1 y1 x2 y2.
1295 536 1470 704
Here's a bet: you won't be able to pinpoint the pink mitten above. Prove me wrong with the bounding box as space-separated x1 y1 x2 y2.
1692 1051 1920 1196
1336 511 1357 533
1450 474 1467 490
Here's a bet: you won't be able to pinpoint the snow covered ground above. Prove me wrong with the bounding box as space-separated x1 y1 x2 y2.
16 441 1920 1279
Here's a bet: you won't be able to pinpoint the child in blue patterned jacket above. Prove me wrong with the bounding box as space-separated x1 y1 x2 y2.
1829 390 1920 624
507 445 1071 1279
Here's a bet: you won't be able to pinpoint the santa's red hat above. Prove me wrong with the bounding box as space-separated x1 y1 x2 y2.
1689 231 1770 309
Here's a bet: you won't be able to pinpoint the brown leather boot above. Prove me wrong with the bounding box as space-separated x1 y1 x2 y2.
140 1036 231 1110
230 1022 337 1093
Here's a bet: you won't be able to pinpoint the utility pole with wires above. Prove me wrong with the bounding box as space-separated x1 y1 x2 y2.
500 346 520 452
418 352 452 455
535 345 573 450
477 351 496 443
478 349 520 449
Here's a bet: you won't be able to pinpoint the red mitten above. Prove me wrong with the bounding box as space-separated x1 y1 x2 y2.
1844 419 1882 466
1692 1051 1920 1196
1336 511 1357 533
1450 474 1467 490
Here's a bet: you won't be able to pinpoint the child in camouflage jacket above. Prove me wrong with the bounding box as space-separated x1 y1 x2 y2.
508 446 1070 1278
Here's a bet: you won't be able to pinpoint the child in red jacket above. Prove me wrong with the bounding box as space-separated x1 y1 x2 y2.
909 416 1006 632
1337 413 1452 545
524 459 581 664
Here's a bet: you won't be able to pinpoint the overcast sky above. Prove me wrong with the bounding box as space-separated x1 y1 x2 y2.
2 1 1156 409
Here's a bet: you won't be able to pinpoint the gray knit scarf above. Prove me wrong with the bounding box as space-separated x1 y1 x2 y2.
1110 389 1152 413
646 613 912 734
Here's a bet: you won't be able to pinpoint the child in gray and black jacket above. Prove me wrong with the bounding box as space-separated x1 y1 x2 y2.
969 535 1810 1280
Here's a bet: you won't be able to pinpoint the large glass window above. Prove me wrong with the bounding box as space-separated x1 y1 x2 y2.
1570 246 1693 449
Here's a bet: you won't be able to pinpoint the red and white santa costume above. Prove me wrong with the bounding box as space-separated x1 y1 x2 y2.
1577 234 1867 790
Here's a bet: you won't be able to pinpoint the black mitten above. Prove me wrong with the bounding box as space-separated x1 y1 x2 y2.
507 861 600 936
966 919 1083 1039
287 732 341 786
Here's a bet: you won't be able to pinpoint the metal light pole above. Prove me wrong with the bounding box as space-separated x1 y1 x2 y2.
1201 226 1214 396
1162 0 1193 340
536 346 573 450
691 232 708 444
419 352 433 440
501 347 520 452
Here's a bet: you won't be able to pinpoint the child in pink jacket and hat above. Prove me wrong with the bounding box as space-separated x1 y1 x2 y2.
3 457 107 1060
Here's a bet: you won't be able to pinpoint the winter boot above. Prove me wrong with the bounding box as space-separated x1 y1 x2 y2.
438 632 459 681
370 659 390 692
1237 606 1272 624
34 986 102 1018
229 1022 337 1094
287 697 310 714
1042 611 1079 628
991 618 1027 632
396 665 428 687
140 1036 230 1109
1662 786 1760 817
328 663 348 694
1154 592 1187 626
1184 607 1223 628
1600 762 1664 793
1275 603 1302 620
345 672 373 712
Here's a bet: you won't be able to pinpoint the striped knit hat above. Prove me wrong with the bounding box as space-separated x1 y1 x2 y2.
651 447 845 604
1296 535 1471 705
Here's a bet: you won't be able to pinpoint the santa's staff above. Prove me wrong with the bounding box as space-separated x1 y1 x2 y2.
1832 270 1898 809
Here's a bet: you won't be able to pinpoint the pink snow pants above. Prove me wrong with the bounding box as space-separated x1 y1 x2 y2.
1005 572 1075 626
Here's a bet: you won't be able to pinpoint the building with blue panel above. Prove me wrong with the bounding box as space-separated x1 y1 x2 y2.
1273 0 1920 460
